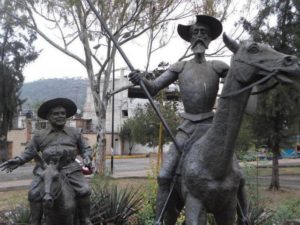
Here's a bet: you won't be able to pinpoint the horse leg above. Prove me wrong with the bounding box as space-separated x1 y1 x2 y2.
237 178 248 225
214 202 236 225
185 194 206 225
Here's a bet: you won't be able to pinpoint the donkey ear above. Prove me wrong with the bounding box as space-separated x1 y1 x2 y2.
223 33 239 53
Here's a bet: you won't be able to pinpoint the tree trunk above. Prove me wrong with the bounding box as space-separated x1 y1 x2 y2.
269 146 280 190
0 116 9 162
93 97 107 175
0 137 8 162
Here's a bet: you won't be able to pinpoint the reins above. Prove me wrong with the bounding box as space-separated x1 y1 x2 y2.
42 166 70 201
219 58 279 98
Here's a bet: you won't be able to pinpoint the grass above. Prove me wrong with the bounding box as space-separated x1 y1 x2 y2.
0 167 299 217
0 189 28 211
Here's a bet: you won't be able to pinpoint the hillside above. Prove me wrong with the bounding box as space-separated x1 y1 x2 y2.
20 78 89 111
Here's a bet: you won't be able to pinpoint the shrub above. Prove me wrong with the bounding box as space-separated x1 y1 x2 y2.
266 199 300 225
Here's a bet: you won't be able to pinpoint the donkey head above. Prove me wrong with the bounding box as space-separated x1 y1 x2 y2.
36 160 61 209
223 33 300 86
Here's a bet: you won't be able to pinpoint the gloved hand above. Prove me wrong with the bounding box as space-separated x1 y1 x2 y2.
0 157 23 173
128 70 142 85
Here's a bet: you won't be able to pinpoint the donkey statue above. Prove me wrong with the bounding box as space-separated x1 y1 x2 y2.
36 159 78 225
178 33 300 225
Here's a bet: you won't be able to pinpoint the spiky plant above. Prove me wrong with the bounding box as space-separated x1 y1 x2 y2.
90 181 143 225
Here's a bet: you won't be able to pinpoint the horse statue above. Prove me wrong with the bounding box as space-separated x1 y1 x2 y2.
176 33 300 225
36 159 78 225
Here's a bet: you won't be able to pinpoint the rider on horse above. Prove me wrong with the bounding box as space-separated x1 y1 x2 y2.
0 98 93 225
129 15 230 224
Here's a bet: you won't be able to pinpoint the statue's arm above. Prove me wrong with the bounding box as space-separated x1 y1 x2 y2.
0 134 39 172
211 60 229 78
129 61 184 96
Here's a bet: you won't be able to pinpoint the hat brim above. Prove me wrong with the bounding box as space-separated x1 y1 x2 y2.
178 15 223 42
38 98 77 120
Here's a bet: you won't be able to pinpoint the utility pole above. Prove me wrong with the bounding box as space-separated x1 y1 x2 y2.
111 59 115 174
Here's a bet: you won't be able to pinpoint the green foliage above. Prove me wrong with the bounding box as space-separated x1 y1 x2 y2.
0 0 38 161
236 114 255 156
240 0 300 189
136 171 158 225
120 101 180 147
90 175 144 225
266 199 300 225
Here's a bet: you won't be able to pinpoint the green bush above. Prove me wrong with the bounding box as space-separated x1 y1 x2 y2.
265 199 300 225
136 174 157 225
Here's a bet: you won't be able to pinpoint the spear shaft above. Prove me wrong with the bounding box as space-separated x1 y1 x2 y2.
86 0 180 151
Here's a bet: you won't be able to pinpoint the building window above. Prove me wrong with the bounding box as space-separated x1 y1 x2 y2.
122 110 128 117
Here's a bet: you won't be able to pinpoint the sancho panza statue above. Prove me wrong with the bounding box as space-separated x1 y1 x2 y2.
129 15 235 224
0 98 93 225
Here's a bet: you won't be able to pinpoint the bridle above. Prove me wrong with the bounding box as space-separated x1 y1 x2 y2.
43 168 69 202
219 58 281 98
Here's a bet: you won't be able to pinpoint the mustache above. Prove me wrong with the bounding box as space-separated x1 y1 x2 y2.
191 39 208 49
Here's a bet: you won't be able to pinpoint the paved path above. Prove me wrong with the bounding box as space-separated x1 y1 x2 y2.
0 157 299 191
0 157 153 191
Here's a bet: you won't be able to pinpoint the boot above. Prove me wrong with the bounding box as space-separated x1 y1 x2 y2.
77 196 93 225
30 201 43 225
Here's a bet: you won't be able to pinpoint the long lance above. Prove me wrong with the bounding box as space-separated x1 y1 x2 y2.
85 1 179 151
86 0 180 222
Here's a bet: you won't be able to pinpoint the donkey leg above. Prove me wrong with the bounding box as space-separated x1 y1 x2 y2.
30 201 43 225
185 194 206 225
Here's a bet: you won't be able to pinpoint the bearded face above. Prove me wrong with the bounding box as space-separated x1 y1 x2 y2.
190 24 212 54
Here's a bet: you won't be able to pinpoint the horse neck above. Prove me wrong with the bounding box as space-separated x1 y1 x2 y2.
203 68 251 175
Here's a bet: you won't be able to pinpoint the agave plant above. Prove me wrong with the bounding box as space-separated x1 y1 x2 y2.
90 180 143 225
247 202 273 225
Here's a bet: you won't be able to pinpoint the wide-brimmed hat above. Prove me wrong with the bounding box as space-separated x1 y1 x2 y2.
177 15 222 42
37 98 77 120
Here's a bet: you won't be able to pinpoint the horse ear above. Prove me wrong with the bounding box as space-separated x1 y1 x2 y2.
223 33 239 53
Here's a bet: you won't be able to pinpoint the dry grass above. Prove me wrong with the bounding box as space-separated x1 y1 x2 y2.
259 188 300 210
0 189 28 211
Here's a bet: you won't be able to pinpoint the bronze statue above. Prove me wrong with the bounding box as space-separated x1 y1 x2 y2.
0 98 93 225
130 15 300 225
129 15 232 224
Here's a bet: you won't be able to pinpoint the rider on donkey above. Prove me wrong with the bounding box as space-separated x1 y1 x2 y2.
129 15 248 224
0 98 93 225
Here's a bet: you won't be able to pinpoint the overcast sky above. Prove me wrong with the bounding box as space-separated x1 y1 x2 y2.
22 2 256 83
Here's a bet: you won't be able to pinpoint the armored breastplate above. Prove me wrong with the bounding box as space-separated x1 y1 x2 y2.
178 61 220 114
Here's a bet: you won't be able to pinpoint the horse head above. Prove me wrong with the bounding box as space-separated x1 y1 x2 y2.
36 159 62 209
223 33 300 90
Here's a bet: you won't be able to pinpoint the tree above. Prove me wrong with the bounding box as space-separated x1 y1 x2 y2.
0 1 38 162
241 0 300 190
120 100 180 149
5 0 197 173
7 0 247 173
